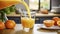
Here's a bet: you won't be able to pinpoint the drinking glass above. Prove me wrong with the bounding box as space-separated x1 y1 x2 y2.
21 11 35 32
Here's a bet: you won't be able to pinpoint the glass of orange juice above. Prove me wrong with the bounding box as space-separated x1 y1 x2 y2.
21 11 35 32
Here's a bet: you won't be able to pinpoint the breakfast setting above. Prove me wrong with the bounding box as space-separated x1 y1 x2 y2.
0 0 60 34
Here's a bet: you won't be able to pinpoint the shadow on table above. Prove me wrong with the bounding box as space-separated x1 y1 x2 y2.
0 29 15 34
37 28 58 32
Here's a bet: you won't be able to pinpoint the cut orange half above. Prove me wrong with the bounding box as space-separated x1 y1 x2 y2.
43 20 55 27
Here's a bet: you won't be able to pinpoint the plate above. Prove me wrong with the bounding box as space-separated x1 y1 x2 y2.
40 24 60 29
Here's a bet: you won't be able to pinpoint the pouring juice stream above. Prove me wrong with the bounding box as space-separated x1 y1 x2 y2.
21 1 31 18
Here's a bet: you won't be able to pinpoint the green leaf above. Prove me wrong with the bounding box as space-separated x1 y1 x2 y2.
10 5 16 12
4 7 11 14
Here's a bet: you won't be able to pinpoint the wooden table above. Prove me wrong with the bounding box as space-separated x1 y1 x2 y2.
0 24 60 34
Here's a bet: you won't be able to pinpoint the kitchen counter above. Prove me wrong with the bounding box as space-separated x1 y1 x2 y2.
36 13 60 17
7 12 60 17
0 24 59 34
7 12 20 17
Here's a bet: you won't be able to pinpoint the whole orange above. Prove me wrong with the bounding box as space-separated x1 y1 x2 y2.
52 17 60 26
57 21 60 27
5 20 16 29
0 22 5 30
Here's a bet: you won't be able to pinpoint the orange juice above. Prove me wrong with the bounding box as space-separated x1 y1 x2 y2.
21 17 35 28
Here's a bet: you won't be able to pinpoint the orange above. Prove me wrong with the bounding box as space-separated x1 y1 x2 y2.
52 17 60 26
5 20 16 29
57 21 60 27
0 22 5 30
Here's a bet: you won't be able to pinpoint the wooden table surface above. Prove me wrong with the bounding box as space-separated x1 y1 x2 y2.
0 24 60 34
